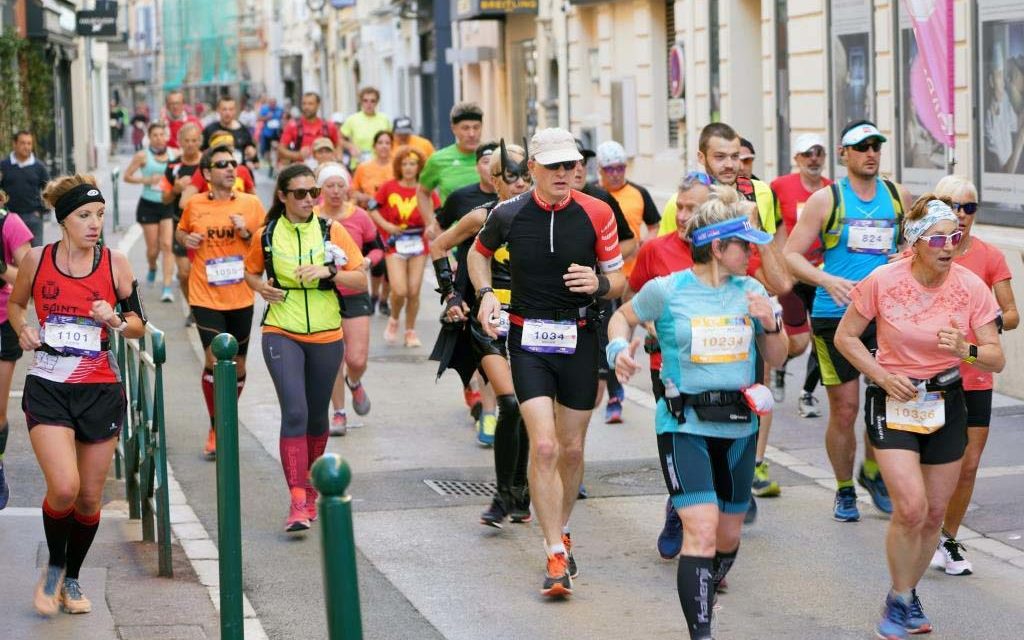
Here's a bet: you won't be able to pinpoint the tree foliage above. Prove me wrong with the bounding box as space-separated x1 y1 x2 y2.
0 30 54 157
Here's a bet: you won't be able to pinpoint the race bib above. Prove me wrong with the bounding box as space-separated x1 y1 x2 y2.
690 316 753 363
885 391 945 434
846 219 895 255
395 234 424 258
43 314 103 357
493 309 510 338
205 255 245 286
267 119 280 129
521 319 577 354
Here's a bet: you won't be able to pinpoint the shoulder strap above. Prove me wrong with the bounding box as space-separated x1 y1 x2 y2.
261 218 278 282
824 182 841 237
880 177 904 244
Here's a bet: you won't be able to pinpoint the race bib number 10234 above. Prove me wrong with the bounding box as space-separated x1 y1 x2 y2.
690 316 753 363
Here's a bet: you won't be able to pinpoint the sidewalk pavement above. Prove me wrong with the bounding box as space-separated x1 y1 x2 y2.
0 156 223 640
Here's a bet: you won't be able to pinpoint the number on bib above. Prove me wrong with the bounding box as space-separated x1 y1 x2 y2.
43 314 103 357
846 219 895 255
885 391 945 434
690 316 753 363
521 318 577 354
494 309 510 338
205 255 245 286
395 234 424 258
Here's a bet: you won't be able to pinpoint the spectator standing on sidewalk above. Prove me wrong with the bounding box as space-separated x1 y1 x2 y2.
0 192 35 509
0 131 51 247
8 174 147 616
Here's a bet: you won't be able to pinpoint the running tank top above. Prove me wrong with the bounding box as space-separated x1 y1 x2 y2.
813 177 898 318
141 148 168 203
29 243 120 383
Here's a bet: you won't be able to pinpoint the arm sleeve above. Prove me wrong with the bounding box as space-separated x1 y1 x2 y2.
592 201 624 273
330 223 365 271
639 186 661 226
850 273 879 321
244 226 266 274
630 277 668 323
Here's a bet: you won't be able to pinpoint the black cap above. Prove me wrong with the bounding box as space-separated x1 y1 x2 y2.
739 137 756 155
575 138 596 160
393 117 414 134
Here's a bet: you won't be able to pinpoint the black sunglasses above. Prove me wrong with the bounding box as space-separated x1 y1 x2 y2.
494 171 533 185
211 159 238 169
284 187 321 200
541 160 579 171
849 140 882 153
799 148 825 158
951 202 978 215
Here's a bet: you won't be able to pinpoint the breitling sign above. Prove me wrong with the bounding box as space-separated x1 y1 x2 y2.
453 0 539 20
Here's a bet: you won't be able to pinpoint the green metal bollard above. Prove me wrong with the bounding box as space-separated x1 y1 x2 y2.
212 333 244 640
311 454 363 640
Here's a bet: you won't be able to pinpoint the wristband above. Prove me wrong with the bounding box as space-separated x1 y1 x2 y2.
476 286 494 301
433 257 454 300
763 318 782 334
595 274 611 298
605 337 629 369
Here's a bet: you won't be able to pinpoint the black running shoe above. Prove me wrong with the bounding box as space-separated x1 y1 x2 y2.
509 488 532 523
480 497 507 528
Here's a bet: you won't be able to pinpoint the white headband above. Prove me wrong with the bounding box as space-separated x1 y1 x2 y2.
904 200 958 246
316 165 349 188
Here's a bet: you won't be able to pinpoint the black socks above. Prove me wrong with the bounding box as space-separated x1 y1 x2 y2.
677 555 714 639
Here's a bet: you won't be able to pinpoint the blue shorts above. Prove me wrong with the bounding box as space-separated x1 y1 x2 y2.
657 431 756 514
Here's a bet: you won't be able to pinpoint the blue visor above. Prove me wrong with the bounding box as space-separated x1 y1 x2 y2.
691 216 774 247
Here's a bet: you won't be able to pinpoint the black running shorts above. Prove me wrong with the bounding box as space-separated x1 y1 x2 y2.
0 320 23 362
657 431 756 514
964 389 993 428
136 198 173 225
191 305 254 356
340 293 373 319
23 376 125 443
865 384 967 465
811 317 877 386
507 323 599 411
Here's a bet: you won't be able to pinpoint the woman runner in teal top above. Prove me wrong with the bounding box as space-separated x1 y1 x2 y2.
123 121 174 299
607 187 788 640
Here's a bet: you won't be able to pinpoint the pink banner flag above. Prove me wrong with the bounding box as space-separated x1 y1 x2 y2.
904 0 955 147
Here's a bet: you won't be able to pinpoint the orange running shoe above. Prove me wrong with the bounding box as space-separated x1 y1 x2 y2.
541 553 572 598
203 429 216 460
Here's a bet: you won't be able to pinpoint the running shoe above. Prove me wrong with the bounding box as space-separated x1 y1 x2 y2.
876 592 911 640
744 495 758 524
798 392 822 418
464 388 482 421
480 497 507 528
383 318 399 344
476 414 496 446
858 465 894 514
931 536 972 576
203 429 217 460
906 589 932 635
833 486 860 522
562 532 579 579
378 299 390 316
330 411 347 437
577 484 588 499
347 378 371 416
771 368 786 403
0 460 9 510
146 268 157 284
305 488 319 522
60 577 92 614
752 461 781 497
404 329 421 348
604 398 623 424
161 286 174 303
541 553 572 598
657 497 683 560
508 487 532 523
285 500 311 533
715 576 729 593
33 565 64 616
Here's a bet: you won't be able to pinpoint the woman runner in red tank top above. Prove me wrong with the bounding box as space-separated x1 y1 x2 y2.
8 175 146 617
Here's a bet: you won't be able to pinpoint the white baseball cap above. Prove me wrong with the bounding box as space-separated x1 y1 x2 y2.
793 133 826 155
841 122 887 147
596 140 627 168
531 128 584 165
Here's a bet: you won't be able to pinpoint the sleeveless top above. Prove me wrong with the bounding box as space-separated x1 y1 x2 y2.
141 148 169 203
29 243 120 383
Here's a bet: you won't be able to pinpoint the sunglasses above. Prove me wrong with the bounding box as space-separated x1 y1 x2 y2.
541 160 579 171
918 230 963 248
951 202 978 215
211 159 238 169
601 165 627 174
494 171 533 185
799 148 825 158
848 140 882 153
682 170 713 187
284 187 321 200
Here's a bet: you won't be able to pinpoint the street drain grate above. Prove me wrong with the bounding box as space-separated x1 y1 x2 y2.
424 479 496 497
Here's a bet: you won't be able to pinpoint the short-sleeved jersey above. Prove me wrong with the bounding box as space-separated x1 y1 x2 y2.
419 144 477 203
631 269 767 439
329 204 379 297
178 193 266 310
374 180 440 255
0 211 35 323
851 259 1000 380
161 160 201 214
188 165 256 195
351 160 394 199
628 232 693 295
166 114 201 150
605 181 661 276
955 238 1012 390
581 183 635 243
202 121 256 153
339 113 389 154
770 172 830 265
474 189 623 317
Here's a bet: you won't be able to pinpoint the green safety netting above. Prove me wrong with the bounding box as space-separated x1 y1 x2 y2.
162 0 240 89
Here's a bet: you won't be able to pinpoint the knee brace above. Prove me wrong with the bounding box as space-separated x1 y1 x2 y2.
497 394 520 425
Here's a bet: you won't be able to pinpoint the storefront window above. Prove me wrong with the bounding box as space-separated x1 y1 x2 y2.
977 0 1024 226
